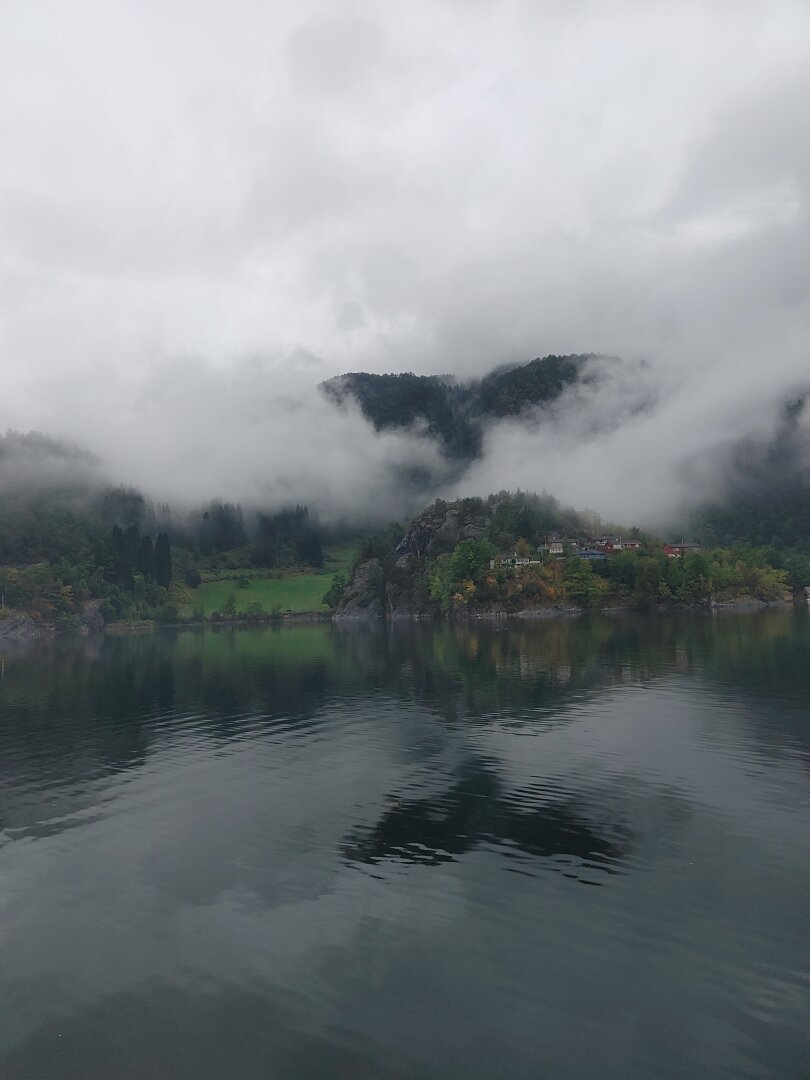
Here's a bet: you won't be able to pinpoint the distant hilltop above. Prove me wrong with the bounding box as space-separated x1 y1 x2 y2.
320 353 642 461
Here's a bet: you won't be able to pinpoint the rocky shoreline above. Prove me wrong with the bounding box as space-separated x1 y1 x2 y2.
1 596 797 644
332 594 796 623
0 614 53 641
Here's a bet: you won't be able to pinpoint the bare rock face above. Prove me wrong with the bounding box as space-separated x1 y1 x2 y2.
335 500 493 621
333 559 384 620
80 599 105 635
394 504 487 564
385 503 489 619
0 615 42 640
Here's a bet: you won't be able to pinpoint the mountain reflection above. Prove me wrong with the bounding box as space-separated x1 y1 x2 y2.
341 758 627 881
3 607 809 790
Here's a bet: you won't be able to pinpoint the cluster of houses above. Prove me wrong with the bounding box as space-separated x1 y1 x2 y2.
490 536 702 570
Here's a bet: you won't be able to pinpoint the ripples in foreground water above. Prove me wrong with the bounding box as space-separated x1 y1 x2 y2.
1 609 809 1079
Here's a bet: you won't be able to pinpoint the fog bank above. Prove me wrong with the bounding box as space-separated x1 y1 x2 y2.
1 0 808 522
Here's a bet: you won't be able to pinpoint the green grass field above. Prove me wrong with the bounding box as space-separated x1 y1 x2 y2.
179 546 354 617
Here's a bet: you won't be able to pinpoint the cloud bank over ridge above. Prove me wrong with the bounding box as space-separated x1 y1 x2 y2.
0 0 808 521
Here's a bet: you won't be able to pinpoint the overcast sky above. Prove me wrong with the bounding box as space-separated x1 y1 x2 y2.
1 0 808 519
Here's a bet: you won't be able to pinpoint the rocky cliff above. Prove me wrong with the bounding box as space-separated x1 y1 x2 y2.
333 558 385 620
385 503 491 618
335 499 494 620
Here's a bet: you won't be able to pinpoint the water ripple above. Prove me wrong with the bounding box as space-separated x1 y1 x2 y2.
1 617 809 1079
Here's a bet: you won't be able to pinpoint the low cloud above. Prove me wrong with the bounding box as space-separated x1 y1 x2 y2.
0 0 807 524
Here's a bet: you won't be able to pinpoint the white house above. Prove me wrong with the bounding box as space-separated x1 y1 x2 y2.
490 552 544 570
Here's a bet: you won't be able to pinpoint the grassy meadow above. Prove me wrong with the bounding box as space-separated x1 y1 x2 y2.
176 546 354 618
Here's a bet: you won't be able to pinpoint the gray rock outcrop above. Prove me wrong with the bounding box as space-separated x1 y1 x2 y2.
0 615 45 641
335 500 492 621
333 559 384 620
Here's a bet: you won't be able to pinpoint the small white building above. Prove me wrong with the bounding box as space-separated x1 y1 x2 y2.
490 552 544 570
539 536 584 556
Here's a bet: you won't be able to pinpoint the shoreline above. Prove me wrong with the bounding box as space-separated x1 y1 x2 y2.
337 595 797 624
0 596 800 643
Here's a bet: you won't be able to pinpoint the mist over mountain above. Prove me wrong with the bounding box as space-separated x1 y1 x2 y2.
2 345 809 541
0 1 806 531
321 353 652 463
0 431 103 504
5 351 655 524
693 391 810 550
3 358 810 632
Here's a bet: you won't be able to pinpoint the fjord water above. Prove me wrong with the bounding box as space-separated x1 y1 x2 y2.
1 612 809 1079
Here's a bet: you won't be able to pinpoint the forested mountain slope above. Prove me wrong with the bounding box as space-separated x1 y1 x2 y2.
321 353 607 459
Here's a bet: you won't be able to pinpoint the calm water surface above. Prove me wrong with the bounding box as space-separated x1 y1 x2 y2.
1 611 809 1079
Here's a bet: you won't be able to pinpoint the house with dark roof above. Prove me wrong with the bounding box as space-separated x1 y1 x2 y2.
663 543 702 558
589 536 624 552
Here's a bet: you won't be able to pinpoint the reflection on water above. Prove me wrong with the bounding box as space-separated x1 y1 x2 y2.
1 609 809 1079
341 756 628 880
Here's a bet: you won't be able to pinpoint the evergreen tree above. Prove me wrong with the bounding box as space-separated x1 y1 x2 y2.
124 523 141 569
138 535 154 580
108 524 132 586
155 532 172 588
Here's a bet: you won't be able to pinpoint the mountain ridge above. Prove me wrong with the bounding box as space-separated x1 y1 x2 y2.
320 353 613 460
